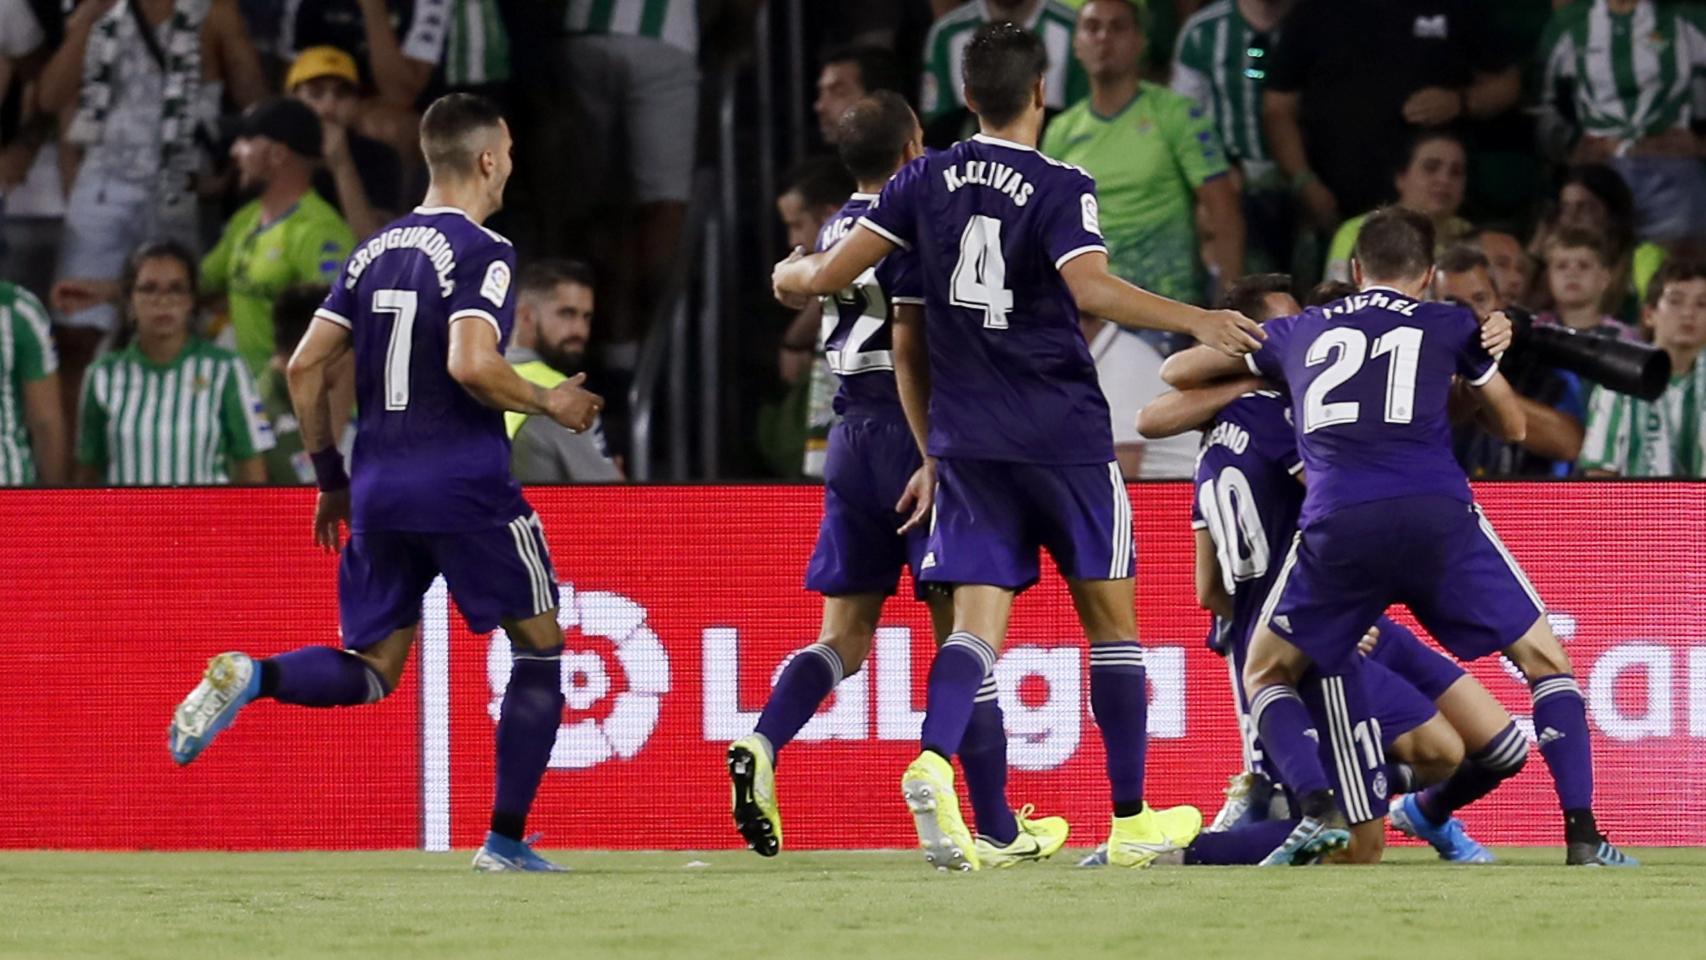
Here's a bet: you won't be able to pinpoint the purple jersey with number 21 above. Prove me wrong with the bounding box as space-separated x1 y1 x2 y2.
1246 289 1497 527
857 134 1112 464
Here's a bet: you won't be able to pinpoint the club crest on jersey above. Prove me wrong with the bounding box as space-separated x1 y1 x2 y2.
481 260 512 307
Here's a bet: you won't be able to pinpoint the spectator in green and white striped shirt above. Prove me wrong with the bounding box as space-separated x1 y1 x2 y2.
1539 0 1706 242
0 280 66 485
920 0 1087 147
1580 258 1706 477
74 241 274 486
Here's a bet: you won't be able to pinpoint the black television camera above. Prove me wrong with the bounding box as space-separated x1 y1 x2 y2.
1499 306 1669 402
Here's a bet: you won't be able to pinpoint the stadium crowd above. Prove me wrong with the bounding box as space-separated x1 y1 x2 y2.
1 0 1704 486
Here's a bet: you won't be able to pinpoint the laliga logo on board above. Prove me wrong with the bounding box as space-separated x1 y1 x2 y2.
487 583 670 769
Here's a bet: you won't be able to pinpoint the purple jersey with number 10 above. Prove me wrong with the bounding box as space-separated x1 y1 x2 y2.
857 133 1113 464
815 194 921 423
1246 289 1496 526
316 206 527 533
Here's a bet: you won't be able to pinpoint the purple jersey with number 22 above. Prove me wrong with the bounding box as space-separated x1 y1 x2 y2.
857 134 1113 464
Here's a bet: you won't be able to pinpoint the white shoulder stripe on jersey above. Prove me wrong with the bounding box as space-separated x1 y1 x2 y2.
315 308 353 329
855 217 911 250
450 309 503 340
891 296 926 305
1054 244 1107 271
1287 460 1306 476
1244 353 1263 376
1467 360 1500 387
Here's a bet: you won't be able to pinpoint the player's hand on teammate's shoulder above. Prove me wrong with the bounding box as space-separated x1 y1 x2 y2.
1357 623 1380 657
894 458 938 535
313 489 351 554
1195 308 1266 357
545 373 604 433
1479 310 1513 360
772 247 812 310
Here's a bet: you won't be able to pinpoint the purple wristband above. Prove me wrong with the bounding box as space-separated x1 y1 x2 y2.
309 447 349 492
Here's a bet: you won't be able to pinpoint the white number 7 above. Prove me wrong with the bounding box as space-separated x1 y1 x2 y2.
375 288 418 411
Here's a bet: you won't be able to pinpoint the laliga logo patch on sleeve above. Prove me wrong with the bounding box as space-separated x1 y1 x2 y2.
481 260 512 307
1081 194 1102 237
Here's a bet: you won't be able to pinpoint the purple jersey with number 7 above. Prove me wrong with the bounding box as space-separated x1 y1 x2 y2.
857 134 1113 465
1245 289 1496 527
316 207 527 533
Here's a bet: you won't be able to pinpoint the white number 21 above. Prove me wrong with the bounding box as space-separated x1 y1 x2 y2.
1302 326 1423 433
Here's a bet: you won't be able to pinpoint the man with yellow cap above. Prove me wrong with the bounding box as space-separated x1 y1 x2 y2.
286 45 404 238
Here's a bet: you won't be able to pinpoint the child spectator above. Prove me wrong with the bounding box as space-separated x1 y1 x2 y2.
1537 228 1643 342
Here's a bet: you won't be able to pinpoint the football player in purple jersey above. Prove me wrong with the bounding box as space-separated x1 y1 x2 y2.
167 94 604 873
775 22 1263 871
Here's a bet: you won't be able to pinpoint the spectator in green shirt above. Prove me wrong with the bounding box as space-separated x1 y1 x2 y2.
1323 129 1472 284
75 241 273 486
0 280 66 485
922 0 1088 147
1042 0 1244 322
1580 259 1706 477
201 97 355 376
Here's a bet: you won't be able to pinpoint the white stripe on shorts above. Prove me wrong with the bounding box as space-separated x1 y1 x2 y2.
1257 533 1303 631
1323 675 1374 824
508 516 551 615
1472 505 1545 614
1108 462 1132 579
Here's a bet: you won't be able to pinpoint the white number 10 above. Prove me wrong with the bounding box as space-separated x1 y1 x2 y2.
376 288 418 411
1302 325 1423 433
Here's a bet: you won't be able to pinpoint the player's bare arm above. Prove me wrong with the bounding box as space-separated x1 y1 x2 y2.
772 225 897 302
1466 369 1528 444
1193 528 1233 621
1159 343 1254 389
1057 251 1263 356
446 316 603 431
891 302 935 534
1137 376 1264 440
287 317 355 551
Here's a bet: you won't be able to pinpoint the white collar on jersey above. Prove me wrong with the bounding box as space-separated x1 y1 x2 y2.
850 192 879 201
414 205 472 218
971 132 1036 152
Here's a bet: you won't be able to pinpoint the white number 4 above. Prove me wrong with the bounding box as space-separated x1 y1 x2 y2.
950 215 1014 330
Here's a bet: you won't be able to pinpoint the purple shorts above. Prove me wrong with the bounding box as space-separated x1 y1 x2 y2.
1297 662 1390 824
921 458 1134 591
1364 659 1438 748
338 510 559 650
1264 496 1546 673
805 418 928 598
1367 615 1468 702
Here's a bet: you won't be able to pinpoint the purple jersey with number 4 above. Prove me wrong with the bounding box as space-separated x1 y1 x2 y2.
815 194 920 423
858 134 1112 464
317 207 527 533
1246 289 1496 526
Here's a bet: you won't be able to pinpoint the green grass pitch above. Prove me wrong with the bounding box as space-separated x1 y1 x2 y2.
2 848 1701 959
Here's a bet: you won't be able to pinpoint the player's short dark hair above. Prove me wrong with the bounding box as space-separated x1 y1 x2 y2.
1307 280 1359 306
1644 258 1706 308
822 45 907 97
518 259 597 300
1353 206 1435 282
420 92 506 177
1543 226 1610 267
1221 273 1295 321
1436 244 1490 276
962 21 1047 128
780 155 854 209
837 92 916 183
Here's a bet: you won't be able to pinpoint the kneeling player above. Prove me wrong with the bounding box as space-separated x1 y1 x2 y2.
728 92 1067 869
1165 211 1636 867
